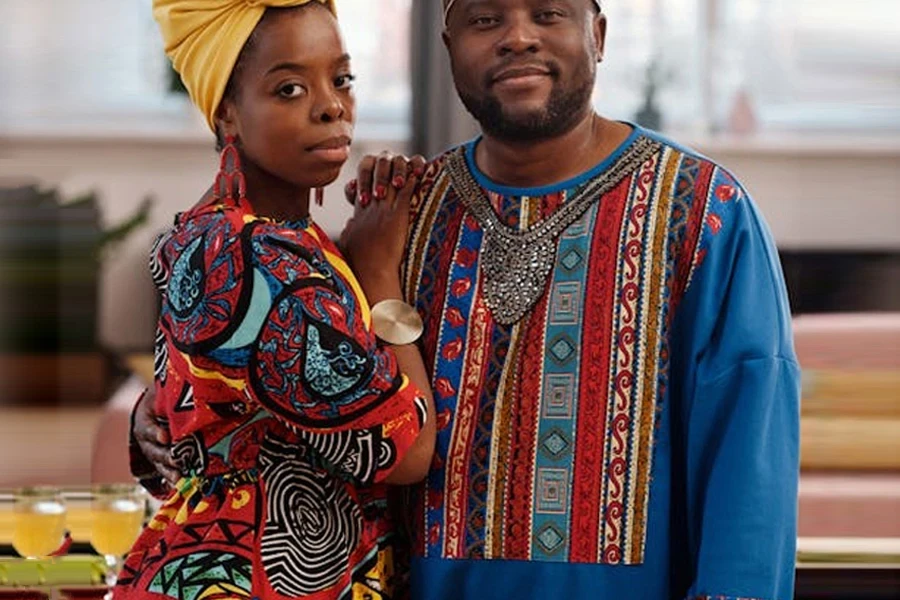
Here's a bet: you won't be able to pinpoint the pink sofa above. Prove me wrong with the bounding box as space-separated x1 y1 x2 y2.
793 313 900 538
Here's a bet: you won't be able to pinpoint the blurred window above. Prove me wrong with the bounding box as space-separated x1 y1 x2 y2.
595 0 900 132
0 0 895 135
0 0 412 139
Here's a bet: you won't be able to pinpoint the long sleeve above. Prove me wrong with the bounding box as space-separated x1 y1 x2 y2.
155 207 427 488
672 169 801 600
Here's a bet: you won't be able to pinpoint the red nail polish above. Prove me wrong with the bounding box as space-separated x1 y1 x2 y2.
392 176 405 188
414 167 425 177
375 184 387 199
346 180 357 191
360 191 370 207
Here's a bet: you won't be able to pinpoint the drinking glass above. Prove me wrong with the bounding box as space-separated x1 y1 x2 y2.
90 484 146 598
12 487 67 584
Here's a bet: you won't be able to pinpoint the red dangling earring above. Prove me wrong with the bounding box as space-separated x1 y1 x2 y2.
314 187 324 207
214 135 249 209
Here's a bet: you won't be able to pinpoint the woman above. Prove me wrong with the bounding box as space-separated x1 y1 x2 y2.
116 1 435 598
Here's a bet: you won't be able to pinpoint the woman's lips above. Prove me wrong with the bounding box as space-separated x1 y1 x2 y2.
307 135 351 162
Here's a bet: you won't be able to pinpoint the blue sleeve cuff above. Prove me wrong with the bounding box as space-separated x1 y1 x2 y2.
687 595 769 600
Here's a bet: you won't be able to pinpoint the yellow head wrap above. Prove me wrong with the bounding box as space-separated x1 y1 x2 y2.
153 0 337 132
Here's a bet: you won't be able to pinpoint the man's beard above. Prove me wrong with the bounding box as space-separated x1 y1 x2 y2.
457 67 595 143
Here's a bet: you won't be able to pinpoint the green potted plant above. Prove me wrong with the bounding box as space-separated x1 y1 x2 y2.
0 184 153 404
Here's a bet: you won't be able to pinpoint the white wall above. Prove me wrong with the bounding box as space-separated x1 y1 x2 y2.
0 127 897 352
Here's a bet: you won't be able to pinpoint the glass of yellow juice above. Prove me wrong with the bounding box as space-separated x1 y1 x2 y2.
90 484 146 598
12 487 67 584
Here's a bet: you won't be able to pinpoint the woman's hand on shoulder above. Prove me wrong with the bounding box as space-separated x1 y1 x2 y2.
340 151 427 300
343 151 427 210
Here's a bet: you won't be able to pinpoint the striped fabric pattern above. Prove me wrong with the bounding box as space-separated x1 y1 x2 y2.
402 134 716 566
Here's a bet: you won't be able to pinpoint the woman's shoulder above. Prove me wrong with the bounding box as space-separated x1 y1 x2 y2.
176 194 248 236
148 196 249 292
158 195 269 263
154 196 330 297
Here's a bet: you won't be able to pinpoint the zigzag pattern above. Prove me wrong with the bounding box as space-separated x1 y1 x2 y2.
149 229 171 292
154 326 168 385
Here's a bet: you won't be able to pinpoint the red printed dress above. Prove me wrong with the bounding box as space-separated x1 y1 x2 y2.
117 194 427 600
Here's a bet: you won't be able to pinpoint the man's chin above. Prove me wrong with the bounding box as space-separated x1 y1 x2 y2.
486 109 553 136
496 93 553 117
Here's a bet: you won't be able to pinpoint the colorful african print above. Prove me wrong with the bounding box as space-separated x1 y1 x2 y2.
119 192 427 600
401 126 800 599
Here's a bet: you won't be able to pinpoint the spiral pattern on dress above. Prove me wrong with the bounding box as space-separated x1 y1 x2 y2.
260 437 362 596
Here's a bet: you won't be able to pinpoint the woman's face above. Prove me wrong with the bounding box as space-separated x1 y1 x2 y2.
219 5 355 190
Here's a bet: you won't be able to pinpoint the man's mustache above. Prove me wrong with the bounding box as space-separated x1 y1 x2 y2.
483 60 561 87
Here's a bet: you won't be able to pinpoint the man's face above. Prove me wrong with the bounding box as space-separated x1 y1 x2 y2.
443 0 605 142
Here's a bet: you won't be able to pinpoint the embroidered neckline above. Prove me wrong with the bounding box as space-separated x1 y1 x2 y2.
445 135 661 324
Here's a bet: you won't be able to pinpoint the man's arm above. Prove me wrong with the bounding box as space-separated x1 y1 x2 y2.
674 170 800 600
129 387 181 497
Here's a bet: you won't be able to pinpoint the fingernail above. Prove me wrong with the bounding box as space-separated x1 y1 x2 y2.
360 192 370 207
374 184 387 200
414 167 425 177
346 180 357 192
392 176 405 189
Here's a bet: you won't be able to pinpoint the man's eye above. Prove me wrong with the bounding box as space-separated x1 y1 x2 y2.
470 15 499 27
278 84 305 98
536 9 565 22
335 74 356 89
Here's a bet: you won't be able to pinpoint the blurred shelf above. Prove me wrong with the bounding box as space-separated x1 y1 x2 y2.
0 354 108 406
798 537 900 565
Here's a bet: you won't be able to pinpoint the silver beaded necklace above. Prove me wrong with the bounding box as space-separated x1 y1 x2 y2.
445 135 660 325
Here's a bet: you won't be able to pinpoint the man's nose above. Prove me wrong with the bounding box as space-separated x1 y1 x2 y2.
497 15 542 56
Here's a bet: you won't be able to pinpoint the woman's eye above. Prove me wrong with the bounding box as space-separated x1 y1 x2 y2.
335 74 356 89
278 84 305 99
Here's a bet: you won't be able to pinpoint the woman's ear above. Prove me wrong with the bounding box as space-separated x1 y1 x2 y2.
215 99 239 141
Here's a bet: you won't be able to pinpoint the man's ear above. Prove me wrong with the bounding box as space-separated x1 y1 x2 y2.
593 12 607 62
442 29 451 53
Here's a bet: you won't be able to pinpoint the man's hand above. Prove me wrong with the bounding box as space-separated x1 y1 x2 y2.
132 388 181 485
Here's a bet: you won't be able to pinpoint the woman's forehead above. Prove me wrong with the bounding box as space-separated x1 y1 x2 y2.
249 8 347 68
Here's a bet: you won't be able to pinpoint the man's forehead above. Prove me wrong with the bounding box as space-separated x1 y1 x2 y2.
443 0 603 22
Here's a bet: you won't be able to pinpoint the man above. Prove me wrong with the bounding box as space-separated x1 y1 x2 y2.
135 0 800 598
